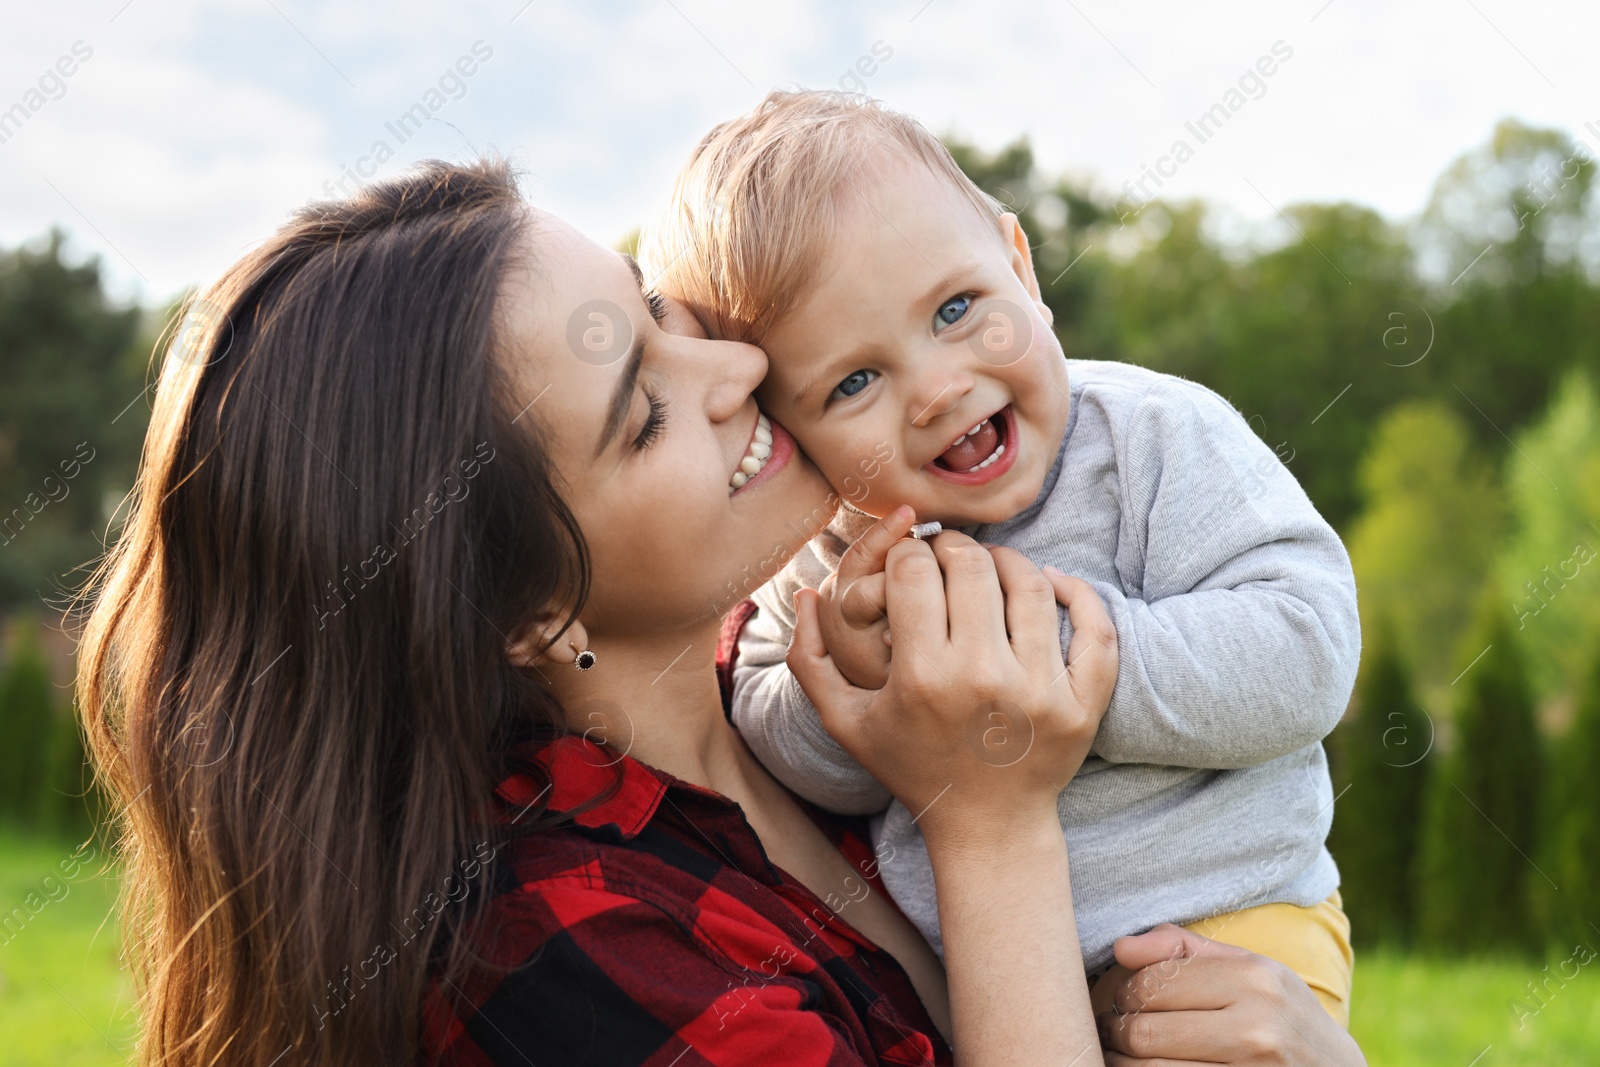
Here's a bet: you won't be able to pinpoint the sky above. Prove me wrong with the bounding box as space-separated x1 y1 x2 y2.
2 0 1598 304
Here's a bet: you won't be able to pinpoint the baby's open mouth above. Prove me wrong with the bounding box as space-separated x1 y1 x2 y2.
933 409 1007 473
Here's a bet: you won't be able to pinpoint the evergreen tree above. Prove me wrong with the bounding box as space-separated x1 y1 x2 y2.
1348 401 1506 695
1416 591 1544 955
1328 613 1432 946
42 698 97 838
0 622 59 826
1494 369 1600 704
0 230 147 608
1544 638 1600 950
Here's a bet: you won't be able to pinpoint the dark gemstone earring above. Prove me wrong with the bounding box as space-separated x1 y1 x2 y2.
570 642 597 671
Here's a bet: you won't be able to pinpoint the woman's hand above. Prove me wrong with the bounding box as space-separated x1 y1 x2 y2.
1095 925 1366 1066
790 514 1120 1065
787 516 1119 837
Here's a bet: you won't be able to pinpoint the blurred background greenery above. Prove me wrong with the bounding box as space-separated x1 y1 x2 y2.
3 117 1600 1063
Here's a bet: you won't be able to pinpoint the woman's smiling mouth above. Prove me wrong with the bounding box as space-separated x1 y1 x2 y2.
730 411 795 494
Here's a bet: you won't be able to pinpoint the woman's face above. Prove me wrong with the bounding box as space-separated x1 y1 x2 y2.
500 213 836 637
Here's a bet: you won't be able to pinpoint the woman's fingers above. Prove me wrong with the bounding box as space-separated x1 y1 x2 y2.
986 546 1064 669
1045 568 1119 710
882 536 952 660
786 588 866 739
1112 922 1251 973
1099 926 1363 1066
928 531 1008 658
1106 956 1254 1015
1099 1005 1241 1062
838 572 888 630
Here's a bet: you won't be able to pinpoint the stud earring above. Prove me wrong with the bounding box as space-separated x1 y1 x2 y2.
570 641 596 671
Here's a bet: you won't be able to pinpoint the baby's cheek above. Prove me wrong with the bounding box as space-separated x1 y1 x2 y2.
833 462 921 519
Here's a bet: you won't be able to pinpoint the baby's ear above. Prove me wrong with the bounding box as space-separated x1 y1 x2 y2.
998 212 1052 324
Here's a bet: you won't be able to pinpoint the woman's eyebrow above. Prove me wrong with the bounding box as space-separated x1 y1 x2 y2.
595 338 645 458
623 253 648 292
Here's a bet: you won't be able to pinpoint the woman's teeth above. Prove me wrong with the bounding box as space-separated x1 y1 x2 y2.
730 413 773 490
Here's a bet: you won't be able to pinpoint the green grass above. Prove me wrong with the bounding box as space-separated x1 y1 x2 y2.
0 830 134 1067
1351 948 1600 1066
4 828 1600 1066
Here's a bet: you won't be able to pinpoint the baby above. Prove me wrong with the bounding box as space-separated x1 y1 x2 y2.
642 91 1361 1023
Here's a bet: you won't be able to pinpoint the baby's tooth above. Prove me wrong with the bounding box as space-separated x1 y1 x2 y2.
755 425 772 445
751 440 771 460
731 471 748 489
740 455 762 475
969 422 983 435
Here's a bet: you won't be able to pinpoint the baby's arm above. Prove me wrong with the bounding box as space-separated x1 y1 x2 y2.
1073 379 1361 769
731 513 893 815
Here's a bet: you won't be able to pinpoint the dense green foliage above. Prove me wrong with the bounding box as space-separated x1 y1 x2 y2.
1347 401 1506 695
0 624 57 823
1416 594 1544 955
0 230 151 608
1327 613 1431 947
1542 638 1600 950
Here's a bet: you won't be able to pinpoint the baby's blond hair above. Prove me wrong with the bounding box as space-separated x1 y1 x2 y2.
639 90 1002 344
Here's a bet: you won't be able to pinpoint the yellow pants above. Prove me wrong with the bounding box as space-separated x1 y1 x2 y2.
1182 891 1353 1028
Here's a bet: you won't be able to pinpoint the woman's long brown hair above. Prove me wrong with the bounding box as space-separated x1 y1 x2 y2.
77 160 587 1065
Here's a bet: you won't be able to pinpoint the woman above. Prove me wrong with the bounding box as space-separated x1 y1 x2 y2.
78 159 1362 1066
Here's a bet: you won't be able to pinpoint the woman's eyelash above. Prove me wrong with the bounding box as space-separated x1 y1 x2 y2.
646 291 668 324
633 387 668 450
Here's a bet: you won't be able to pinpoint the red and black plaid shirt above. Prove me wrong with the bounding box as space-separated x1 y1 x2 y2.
424 612 950 1066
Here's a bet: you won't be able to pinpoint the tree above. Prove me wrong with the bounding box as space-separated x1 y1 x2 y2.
1418 120 1600 452
1416 590 1544 955
1542 637 1600 950
1327 613 1432 946
1495 369 1600 703
1348 402 1507 696
0 230 149 608
0 621 59 826
1096 196 1424 529
1417 118 1596 291
42 697 98 838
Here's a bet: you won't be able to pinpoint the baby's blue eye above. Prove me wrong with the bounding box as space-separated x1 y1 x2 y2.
936 295 971 327
830 369 878 401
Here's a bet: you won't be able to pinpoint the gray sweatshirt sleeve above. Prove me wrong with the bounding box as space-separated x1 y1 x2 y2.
730 515 893 815
1071 378 1361 769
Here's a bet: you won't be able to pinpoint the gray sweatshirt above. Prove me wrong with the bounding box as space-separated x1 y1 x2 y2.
732 360 1360 971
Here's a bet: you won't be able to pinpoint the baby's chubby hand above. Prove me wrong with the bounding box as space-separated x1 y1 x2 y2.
813 505 919 689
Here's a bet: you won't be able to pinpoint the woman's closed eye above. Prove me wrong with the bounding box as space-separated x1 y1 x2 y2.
935 294 972 328
645 290 669 324
633 386 668 450
829 368 879 404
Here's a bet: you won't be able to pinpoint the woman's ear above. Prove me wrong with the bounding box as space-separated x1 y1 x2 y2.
999 211 1054 326
507 619 590 670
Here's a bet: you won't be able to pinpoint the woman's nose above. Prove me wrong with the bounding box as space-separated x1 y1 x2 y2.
696 337 769 422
